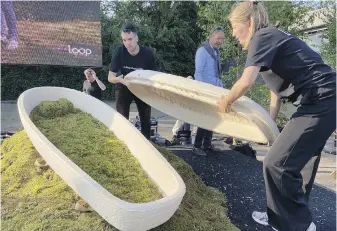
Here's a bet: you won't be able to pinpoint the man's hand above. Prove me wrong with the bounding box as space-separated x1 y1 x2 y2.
217 95 231 113
116 75 129 86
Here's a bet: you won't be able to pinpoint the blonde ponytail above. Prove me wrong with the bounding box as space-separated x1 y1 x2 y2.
228 1 269 50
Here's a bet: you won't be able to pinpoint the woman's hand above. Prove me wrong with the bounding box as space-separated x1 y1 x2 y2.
217 95 231 113
217 66 260 113
117 75 129 86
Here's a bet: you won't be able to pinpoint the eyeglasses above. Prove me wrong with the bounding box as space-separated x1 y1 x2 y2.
212 26 224 34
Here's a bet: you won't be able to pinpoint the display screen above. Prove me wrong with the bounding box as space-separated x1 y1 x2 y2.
1 1 102 67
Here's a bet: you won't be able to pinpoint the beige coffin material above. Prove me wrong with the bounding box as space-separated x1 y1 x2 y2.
125 70 280 145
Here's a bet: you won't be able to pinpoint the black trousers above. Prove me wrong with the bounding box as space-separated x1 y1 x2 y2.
194 127 213 149
115 86 151 139
264 96 336 231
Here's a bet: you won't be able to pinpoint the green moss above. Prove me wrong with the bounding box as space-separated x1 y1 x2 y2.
1 131 239 231
1 98 239 230
29 98 79 121
29 99 162 203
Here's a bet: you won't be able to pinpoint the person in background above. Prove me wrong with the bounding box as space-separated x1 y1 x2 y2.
193 26 225 156
83 68 106 100
1 0 19 50
171 75 194 145
217 1 336 230
108 22 156 140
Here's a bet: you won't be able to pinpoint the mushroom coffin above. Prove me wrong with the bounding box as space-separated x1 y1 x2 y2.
125 70 280 145
17 87 186 231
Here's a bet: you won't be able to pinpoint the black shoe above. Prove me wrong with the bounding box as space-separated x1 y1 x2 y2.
171 136 180 145
181 137 192 145
224 137 233 145
192 147 207 156
203 145 221 152
230 143 256 159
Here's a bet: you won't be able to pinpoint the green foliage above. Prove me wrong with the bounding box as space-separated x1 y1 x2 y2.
319 2 336 69
265 1 315 38
246 84 270 110
1 65 84 100
2 0 314 111
1 130 239 230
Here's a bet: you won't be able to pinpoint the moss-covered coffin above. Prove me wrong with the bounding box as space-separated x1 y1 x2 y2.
17 87 186 231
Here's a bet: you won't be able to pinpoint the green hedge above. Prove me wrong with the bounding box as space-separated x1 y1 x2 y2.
1 65 114 101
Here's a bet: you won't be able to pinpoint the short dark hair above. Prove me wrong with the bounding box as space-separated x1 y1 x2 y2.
121 23 138 35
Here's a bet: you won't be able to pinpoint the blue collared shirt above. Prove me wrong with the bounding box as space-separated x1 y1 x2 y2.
194 46 223 87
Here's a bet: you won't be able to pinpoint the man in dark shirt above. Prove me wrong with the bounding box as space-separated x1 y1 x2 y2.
108 23 156 139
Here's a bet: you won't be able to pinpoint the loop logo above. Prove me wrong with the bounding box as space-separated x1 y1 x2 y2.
68 45 92 56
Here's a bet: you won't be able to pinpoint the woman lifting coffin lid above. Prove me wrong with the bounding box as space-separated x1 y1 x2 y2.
217 1 336 231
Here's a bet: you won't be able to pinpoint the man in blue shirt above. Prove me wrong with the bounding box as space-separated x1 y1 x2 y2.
193 26 225 156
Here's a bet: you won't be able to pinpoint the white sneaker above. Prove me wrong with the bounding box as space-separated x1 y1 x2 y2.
191 135 195 144
252 211 316 231
252 211 269 226
306 222 316 231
